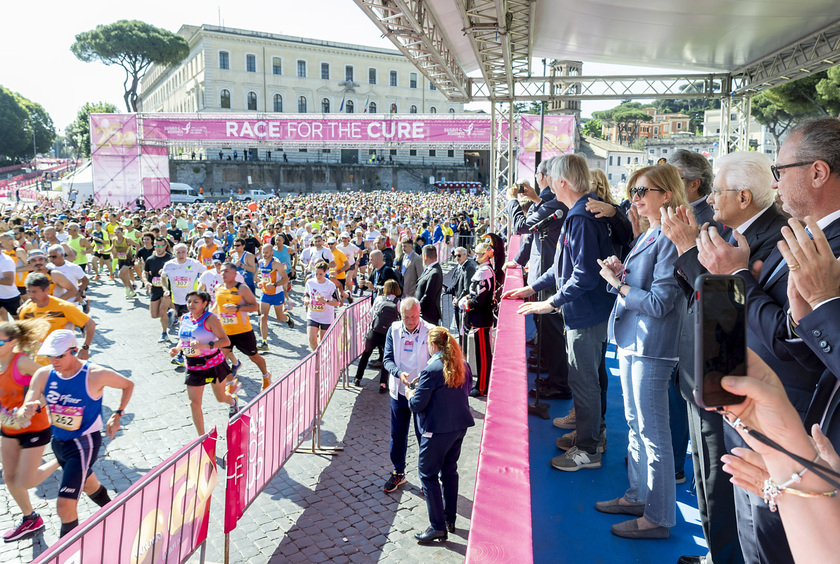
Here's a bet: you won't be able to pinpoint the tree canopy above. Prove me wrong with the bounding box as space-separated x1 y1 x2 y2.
581 118 603 139
65 101 118 158
592 102 653 145
71 20 189 112
0 86 56 160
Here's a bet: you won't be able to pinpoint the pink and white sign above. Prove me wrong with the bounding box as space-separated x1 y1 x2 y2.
517 115 576 180
34 430 218 564
141 114 492 145
90 114 143 206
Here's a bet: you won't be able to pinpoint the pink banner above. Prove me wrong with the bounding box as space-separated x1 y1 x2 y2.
34 429 218 564
90 114 143 206
517 115 575 180
140 114 491 145
466 237 533 564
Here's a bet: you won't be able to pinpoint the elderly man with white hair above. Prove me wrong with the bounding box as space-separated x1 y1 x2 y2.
661 150 788 564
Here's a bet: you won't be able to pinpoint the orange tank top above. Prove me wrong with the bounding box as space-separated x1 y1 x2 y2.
4 249 26 287
198 244 218 270
0 353 50 434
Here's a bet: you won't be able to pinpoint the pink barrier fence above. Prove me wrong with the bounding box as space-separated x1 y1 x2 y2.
33 429 219 564
0 188 38 200
224 298 372 553
466 236 534 563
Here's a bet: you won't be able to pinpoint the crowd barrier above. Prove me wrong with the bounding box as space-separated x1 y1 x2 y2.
32 429 219 564
466 235 534 563
223 297 372 562
0 188 39 200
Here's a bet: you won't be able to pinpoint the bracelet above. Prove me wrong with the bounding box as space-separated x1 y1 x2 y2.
113 409 124 416
763 454 825 511
788 311 800 338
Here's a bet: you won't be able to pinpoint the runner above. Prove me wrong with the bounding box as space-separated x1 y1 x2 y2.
303 261 342 350
0 319 58 542
229 237 257 294
89 221 113 281
214 263 273 390
19 250 76 301
161 244 204 366
326 236 352 303
107 226 140 299
0 232 28 300
170 291 238 435
18 329 134 538
142 237 173 343
352 228 368 294
256 244 293 350
134 232 156 295
300 234 335 278
196 231 221 270
0 237 21 321
337 232 359 296
47 245 87 307
65 223 91 275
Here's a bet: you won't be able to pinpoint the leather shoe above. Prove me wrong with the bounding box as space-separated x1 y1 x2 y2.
677 557 706 564
527 362 547 374
469 388 483 397
529 386 573 400
415 526 447 543
526 338 537 347
446 522 456 534
611 518 669 539
595 497 645 517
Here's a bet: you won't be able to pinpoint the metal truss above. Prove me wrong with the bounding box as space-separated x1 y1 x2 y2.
457 0 535 100
718 95 752 155
489 102 515 230
470 73 731 101
351 0 471 101
731 20 840 94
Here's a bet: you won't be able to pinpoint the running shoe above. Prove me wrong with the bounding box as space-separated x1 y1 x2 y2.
230 360 242 379
257 340 269 351
82 298 91 314
157 332 168 343
229 395 239 417
93 274 100 281
109 273 114 280
126 291 136 299
346 294 354 305
383 471 407 493
170 354 185 366
285 315 294 329
3 513 44 542
226 379 242 396
261 373 272 390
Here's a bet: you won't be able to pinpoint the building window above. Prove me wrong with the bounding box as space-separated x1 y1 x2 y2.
368 101 376 113
430 82 436 91
369 149 377 155
321 63 329 80
390 103 397 114
220 89 231 109
410 73 417 88
272 57 282 75
390 70 397 87
430 107 436 113
429 150 436 157
297 60 306 78
449 108 455 113
369 68 376 84
617 156 621 166
409 149 417 156
390 149 397 155
346 100 354 114
654 127 659 135
298 96 307 113
273 94 282 113
677 122 682 129
649 149 654 153
345 65 354 82
299 148 307 152
246 54 256 73
247 92 257 111
219 51 229 69
609 156 614 166
662 148 668 154
410 105 417 114
448 149 454 157
322 149 331 153
322 98 330 113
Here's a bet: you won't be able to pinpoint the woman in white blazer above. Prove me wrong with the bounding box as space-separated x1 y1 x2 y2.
595 164 688 540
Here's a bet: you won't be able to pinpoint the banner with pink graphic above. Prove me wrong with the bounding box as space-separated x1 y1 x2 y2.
33 429 218 564
140 114 492 146
517 115 576 181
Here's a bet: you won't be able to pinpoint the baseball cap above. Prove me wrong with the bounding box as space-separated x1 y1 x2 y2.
38 329 78 357
27 250 46 262
212 251 226 263
326 237 337 244
123 219 132 226
203 230 216 238
340 232 350 238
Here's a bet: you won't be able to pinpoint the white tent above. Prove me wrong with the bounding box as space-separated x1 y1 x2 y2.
57 161 93 203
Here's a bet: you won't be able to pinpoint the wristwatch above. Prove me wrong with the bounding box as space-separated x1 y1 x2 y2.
114 409 124 416
81 344 90 350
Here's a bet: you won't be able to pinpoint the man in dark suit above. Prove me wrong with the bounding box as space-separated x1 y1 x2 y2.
445 247 477 334
665 151 787 564
669 149 728 235
696 117 840 564
399 238 424 298
505 170 570 399
415 245 443 325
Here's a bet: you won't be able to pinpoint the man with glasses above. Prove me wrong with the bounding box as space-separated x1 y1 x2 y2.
669 149 728 235
162 244 204 365
143 238 174 343
18 329 133 539
696 117 840 564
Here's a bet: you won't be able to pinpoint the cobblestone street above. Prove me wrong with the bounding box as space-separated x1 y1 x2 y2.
0 268 484 563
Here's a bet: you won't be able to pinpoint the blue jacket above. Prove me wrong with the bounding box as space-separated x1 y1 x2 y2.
409 358 475 435
608 226 686 358
532 194 616 329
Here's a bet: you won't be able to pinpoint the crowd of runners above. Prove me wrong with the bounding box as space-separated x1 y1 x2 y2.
0 188 491 544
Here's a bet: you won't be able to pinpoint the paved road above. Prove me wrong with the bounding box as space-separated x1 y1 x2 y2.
0 264 483 563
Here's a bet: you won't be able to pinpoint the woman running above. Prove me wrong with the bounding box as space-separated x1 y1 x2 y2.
303 261 341 350
256 244 293 350
1 319 58 542
170 291 238 435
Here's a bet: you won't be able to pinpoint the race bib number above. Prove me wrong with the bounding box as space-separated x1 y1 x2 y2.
311 300 325 312
152 276 162 287
180 338 196 357
261 274 272 284
174 276 190 288
0 407 22 429
49 404 83 431
116 252 127 260
404 339 414 353
221 312 238 325
204 258 213 267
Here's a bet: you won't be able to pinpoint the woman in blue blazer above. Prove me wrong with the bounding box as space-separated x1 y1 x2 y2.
407 326 475 543
595 164 688 540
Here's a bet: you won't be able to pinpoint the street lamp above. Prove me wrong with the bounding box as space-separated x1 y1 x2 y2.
29 117 36 162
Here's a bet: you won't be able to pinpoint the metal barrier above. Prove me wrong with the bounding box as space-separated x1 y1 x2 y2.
32 429 219 564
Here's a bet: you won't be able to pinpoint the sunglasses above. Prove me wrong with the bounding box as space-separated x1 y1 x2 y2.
0 338 11 347
154 244 166 248
49 349 76 360
629 186 667 199
234 243 243 247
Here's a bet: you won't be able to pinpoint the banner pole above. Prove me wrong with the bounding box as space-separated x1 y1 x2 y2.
200 540 207 564
224 533 230 564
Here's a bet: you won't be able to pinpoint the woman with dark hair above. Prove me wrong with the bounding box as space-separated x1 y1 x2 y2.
407 327 474 543
354 279 401 392
170 290 237 435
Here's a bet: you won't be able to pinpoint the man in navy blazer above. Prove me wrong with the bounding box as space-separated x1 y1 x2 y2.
697 118 840 564
666 151 787 564
415 245 444 325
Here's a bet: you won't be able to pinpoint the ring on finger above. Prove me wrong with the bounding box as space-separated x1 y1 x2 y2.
789 262 801 271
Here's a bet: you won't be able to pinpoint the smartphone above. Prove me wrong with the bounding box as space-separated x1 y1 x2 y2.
517 183 525 194
694 274 747 408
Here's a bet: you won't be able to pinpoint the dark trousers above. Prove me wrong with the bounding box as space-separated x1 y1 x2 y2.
418 428 467 531
390 394 420 474
469 326 493 394
540 311 569 392
355 331 388 385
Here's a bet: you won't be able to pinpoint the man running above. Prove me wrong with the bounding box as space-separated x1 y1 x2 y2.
161 244 204 365
107 226 140 299
18 330 133 538
46 246 88 309
143 237 173 343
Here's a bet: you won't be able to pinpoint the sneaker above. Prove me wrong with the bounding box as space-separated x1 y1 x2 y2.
675 471 686 484
354 377 362 386
347 294 354 305
553 408 576 430
555 430 607 453
3 513 44 542
229 395 239 417
257 340 269 351
170 354 184 367
126 291 136 299
230 360 242 379
261 374 272 390
93 274 100 281
551 446 602 472
226 379 242 396
157 332 168 343
383 471 407 493
285 314 295 329
109 273 115 281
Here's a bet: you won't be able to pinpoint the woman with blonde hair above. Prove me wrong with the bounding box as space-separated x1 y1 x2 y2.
407 327 475 542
